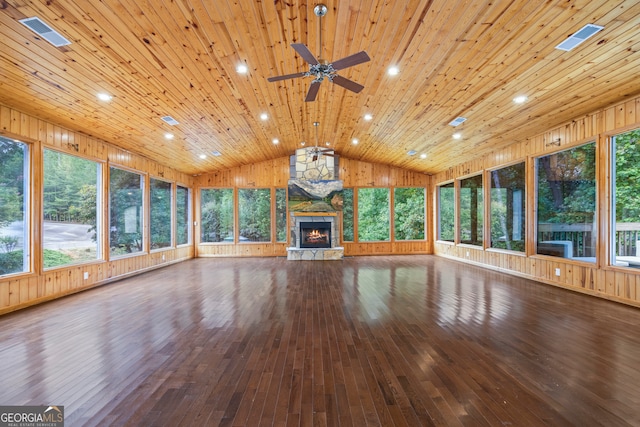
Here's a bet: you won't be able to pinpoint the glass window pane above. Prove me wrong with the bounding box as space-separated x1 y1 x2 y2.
358 188 390 241
438 183 455 242
394 187 425 240
109 167 144 256
276 188 287 243
460 175 483 246
238 188 271 242
43 149 100 268
490 163 525 252
150 178 172 249
200 188 234 242
536 142 596 260
0 136 29 276
612 129 640 267
176 185 191 246
342 188 354 242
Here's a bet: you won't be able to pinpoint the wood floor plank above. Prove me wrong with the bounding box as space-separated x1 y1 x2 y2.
1 255 640 426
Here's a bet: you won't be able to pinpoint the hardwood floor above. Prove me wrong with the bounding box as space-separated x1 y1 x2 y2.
1 255 639 426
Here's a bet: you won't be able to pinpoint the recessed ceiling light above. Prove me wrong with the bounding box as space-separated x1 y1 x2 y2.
513 95 528 104
260 113 268 120
272 138 279 144
364 114 373 121
236 64 248 74
164 133 174 140
301 141 306 146
388 66 399 76
453 133 462 140
97 93 112 102
199 154 207 159
352 138 359 145
325 141 330 146
420 153 427 159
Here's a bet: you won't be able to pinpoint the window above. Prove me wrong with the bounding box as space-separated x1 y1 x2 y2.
438 182 455 242
109 167 144 256
176 185 191 246
536 142 596 260
275 188 287 243
612 128 640 266
150 178 172 249
459 175 483 246
342 188 354 242
0 137 29 276
358 188 390 241
394 187 426 240
200 188 233 242
238 188 271 242
490 163 525 251
43 149 100 268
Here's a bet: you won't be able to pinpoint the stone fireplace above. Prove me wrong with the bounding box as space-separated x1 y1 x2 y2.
287 213 344 260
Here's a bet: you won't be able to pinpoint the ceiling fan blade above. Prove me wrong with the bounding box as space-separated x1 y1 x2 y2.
267 72 306 82
331 51 370 70
291 43 319 65
331 75 364 93
305 81 321 102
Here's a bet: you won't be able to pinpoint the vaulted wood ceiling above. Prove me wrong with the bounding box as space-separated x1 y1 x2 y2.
1 0 639 176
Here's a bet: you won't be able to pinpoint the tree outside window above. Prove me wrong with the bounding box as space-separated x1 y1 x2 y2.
109 167 144 256
612 129 640 264
150 178 172 249
176 185 191 246
438 183 455 242
200 188 233 243
342 188 354 242
43 149 100 268
459 175 484 246
394 187 425 240
275 188 287 242
0 137 28 276
358 188 390 241
536 142 596 260
490 163 525 252
238 188 271 242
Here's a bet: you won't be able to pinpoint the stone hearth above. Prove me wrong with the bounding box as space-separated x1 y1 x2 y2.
287 213 344 261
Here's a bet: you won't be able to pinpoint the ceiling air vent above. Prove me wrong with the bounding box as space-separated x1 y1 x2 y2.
161 116 179 126
449 117 467 127
555 24 604 51
19 17 71 47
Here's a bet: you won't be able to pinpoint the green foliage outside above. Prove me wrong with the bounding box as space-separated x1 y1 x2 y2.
459 175 484 245
0 138 25 229
394 188 425 240
439 183 455 241
490 163 526 252
275 188 287 242
358 188 390 241
537 142 596 225
342 189 354 241
109 167 143 255
615 129 640 223
238 189 271 242
201 188 234 242
150 178 172 249
176 186 190 245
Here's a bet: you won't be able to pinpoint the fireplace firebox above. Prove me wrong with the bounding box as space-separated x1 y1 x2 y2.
300 221 331 249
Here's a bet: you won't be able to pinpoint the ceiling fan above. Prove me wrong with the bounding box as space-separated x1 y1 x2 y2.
308 121 334 161
267 4 370 102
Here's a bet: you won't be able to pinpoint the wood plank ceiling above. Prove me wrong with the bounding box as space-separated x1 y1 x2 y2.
1 0 639 176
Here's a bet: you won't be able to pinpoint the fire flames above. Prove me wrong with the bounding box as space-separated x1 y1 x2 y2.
305 229 328 243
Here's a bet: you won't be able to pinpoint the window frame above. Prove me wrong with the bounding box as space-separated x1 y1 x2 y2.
487 161 526 253
176 184 192 247
199 187 235 244
237 187 272 243
437 181 456 243
393 187 427 241
149 176 173 251
108 165 146 259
